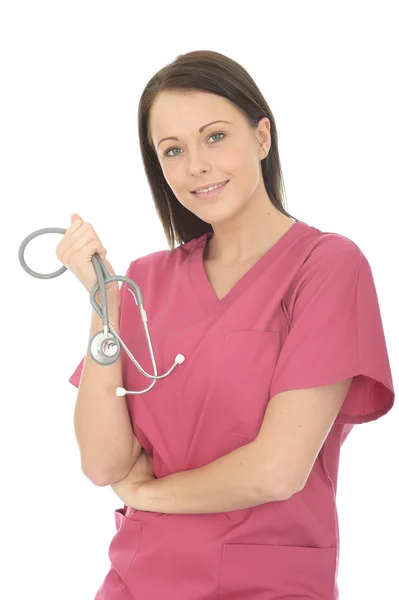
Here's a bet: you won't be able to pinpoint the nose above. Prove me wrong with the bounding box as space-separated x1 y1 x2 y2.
190 167 209 179
187 147 211 177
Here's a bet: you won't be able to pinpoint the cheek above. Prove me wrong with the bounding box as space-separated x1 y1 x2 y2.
161 167 192 210
215 140 252 185
161 163 182 193
231 140 254 169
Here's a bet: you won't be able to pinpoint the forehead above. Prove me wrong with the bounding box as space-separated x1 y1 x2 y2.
150 91 239 142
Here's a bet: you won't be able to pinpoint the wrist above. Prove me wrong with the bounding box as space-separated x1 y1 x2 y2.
94 284 120 307
90 286 120 332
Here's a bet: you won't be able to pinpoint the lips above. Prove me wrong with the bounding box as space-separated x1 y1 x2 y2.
191 180 229 193
191 180 230 200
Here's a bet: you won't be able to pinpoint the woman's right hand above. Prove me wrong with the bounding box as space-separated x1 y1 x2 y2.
55 213 116 294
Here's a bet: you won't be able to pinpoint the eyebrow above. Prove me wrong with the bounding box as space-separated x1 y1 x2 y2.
156 120 233 149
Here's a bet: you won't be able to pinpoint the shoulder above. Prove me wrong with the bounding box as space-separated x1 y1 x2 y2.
283 223 367 310
300 223 365 273
126 235 203 274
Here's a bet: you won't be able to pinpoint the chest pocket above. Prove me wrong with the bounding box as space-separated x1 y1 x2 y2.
215 330 280 440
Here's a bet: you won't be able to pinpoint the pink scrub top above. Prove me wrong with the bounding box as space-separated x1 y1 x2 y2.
69 219 395 600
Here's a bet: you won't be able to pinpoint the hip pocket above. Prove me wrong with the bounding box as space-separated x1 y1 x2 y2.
108 507 142 584
216 330 280 440
217 543 337 599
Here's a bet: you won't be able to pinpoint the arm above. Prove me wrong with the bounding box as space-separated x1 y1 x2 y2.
74 285 139 487
254 379 353 495
113 441 285 514
110 379 353 512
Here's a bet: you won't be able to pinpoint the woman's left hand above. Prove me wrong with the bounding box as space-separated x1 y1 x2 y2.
110 449 155 506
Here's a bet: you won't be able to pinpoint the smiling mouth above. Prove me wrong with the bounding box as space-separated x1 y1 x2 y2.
191 180 230 199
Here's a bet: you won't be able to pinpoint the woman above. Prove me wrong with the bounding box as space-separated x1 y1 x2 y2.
69 50 395 599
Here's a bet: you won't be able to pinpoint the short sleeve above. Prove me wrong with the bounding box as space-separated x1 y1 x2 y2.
269 238 395 425
68 260 137 389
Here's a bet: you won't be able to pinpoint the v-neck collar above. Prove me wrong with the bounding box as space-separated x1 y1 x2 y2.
189 219 308 313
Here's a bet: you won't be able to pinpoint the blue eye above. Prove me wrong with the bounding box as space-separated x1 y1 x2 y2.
164 132 226 158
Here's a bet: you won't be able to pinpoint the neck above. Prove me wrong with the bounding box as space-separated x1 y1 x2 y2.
205 212 295 265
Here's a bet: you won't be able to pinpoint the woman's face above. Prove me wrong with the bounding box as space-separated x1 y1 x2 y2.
149 90 270 226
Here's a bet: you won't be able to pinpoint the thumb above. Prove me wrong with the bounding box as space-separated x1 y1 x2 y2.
71 212 83 223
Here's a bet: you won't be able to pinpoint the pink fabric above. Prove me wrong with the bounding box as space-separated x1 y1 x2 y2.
69 220 395 599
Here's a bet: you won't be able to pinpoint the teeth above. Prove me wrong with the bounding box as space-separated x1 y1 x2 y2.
195 181 226 193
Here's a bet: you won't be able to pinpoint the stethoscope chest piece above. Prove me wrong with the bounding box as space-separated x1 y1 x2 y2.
89 330 121 365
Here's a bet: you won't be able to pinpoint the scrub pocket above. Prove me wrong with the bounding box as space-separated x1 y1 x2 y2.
108 507 142 584
216 330 280 440
216 543 337 599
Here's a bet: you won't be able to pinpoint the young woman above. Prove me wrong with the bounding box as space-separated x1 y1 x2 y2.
67 50 395 599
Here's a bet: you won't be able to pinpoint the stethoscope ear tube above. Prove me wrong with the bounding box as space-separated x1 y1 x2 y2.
18 227 68 279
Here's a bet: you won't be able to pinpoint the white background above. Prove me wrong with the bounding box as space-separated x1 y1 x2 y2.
1 1 397 598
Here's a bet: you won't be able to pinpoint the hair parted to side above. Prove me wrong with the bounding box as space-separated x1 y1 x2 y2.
138 49 297 251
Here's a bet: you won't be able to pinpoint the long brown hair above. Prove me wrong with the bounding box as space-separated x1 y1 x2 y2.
138 50 297 251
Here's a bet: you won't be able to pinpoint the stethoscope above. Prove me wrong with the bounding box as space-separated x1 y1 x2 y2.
18 228 185 397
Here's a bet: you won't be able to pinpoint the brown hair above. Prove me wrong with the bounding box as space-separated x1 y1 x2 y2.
138 49 297 251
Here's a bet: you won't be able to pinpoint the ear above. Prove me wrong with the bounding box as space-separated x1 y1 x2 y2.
257 117 271 159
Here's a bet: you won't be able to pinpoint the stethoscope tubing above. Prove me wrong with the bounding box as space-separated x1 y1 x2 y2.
18 227 184 395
